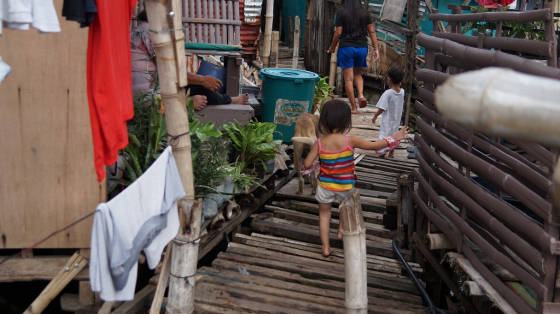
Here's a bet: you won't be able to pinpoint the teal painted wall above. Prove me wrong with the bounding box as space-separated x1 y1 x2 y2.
282 0 307 47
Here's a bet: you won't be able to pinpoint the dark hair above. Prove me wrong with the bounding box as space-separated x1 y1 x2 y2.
388 66 404 85
319 100 352 135
339 0 371 38
137 10 148 22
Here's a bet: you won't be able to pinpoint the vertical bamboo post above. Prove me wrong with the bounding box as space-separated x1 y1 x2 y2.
329 46 337 86
183 0 190 42
261 0 275 67
292 16 301 69
227 0 234 44
271 31 279 67
336 67 343 95
339 190 368 314
145 2 202 314
287 15 294 48
209 0 215 43
190 0 196 42
215 0 221 43
234 0 240 44
544 1 557 68
221 0 227 44
203 0 209 42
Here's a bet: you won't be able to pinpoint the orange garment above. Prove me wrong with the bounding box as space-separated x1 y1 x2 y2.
87 0 138 181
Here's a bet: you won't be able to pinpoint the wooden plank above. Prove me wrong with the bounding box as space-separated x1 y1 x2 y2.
197 267 424 309
281 200 384 225
0 256 89 282
197 171 295 260
225 242 414 282
111 284 156 314
269 206 396 239
444 252 519 314
0 0 104 249
194 302 247 313
380 0 408 22
240 233 423 271
211 259 423 303
237 237 409 275
250 218 411 260
292 16 301 69
197 281 346 313
196 274 423 313
194 284 317 314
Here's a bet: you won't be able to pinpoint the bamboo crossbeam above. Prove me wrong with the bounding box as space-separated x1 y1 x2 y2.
415 101 552 194
412 192 537 314
417 118 553 223
417 33 560 79
416 69 450 85
429 8 552 23
433 54 478 71
413 133 555 253
416 153 548 274
432 32 553 58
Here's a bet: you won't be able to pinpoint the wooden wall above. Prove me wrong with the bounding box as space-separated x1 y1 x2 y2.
0 0 104 249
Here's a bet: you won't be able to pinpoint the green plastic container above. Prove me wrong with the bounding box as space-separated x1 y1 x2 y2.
259 68 320 142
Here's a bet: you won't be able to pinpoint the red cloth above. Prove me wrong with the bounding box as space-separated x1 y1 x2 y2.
87 0 138 181
478 0 514 8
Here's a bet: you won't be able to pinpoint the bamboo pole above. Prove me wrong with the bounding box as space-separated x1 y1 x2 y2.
24 254 88 314
261 0 275 67
271 31 279 67
145 2 202 313
292 16 301 69
149 245 172 314
329 46 337 86
339 189 368 314
426 233 456 250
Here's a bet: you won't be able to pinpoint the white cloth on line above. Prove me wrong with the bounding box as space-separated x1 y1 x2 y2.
375 88 404 155
90 146 186 301
0 56 12 84
1 0 60 35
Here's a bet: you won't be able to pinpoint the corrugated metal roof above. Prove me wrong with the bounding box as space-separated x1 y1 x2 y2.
240 0 262 55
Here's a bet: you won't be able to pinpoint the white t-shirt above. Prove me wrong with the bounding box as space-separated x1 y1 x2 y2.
376 88 404 139
1 0 60 35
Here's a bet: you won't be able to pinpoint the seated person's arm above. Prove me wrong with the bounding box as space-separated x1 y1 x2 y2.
187 72 222 92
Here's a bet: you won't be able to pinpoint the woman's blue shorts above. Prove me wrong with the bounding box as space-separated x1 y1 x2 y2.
337 47 368 69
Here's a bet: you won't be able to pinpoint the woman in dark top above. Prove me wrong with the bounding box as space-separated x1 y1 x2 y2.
327 0 379 113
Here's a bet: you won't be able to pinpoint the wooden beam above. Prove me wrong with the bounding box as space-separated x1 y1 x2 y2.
413 233 481 314
0 255 89 282
111 284 156 314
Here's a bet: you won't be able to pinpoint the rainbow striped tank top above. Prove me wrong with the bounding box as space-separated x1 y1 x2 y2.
317 136 357 191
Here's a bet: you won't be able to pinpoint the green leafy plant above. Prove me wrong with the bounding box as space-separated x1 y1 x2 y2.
313 76 334 113
464 6 552 42
222 119 282 172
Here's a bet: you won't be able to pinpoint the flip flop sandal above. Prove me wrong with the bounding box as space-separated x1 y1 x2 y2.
359 98 367 108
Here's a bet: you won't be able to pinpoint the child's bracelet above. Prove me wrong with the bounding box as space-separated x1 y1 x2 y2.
383 135 400 152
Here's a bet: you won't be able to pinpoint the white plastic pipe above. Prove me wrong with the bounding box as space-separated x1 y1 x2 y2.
434 67 560 148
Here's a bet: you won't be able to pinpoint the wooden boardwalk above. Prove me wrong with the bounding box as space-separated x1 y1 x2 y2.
193 148 425 313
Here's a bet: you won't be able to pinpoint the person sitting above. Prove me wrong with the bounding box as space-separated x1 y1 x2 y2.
130 10 248 110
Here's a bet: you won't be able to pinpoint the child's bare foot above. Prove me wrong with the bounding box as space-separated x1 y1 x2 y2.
231 93 249 104
322 247 334 257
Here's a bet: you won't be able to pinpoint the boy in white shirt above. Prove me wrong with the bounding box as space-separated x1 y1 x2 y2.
371 66 405 158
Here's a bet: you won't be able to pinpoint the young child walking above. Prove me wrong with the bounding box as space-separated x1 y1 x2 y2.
371 66 405 158
302 99 409 256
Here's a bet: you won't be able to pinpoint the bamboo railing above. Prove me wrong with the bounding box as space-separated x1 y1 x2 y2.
414 4 559 314
181 0 241 45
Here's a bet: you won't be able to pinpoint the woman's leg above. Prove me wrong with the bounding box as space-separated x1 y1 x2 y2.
318 202 335 256
354 67 366 104
343 67 357 113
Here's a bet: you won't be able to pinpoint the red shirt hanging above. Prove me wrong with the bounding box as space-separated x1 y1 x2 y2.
87 0 138 181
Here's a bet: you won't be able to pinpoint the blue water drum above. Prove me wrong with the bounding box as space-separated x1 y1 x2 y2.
197 60 227 94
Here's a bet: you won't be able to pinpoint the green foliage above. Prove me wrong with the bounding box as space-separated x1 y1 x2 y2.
120 91 168 185
222 119 282 171
313 76 334 113
464 6 548 42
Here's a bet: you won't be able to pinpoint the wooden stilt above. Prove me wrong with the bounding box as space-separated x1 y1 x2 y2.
292 16 301 69
149 245 172 314
339 190 368 314
271 31 279 68
261 0 275 67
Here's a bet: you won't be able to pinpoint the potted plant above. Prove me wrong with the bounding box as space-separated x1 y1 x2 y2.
222 119 282 179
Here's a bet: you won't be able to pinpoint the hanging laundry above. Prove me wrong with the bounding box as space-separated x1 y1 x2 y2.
0 56 11 84
1 0 60 33
90 147 185 301
87 0 137 182
62 0 98 28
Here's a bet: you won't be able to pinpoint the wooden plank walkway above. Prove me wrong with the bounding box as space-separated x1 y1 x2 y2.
191 109 424 313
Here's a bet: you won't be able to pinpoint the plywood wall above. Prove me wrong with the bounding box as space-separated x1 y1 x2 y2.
0 0 104 249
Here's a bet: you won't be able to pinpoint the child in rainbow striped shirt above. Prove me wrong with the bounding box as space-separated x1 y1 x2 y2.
302 100 409 257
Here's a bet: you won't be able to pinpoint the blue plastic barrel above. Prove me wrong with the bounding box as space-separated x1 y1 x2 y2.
259 68 319 142
197 60 227 94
